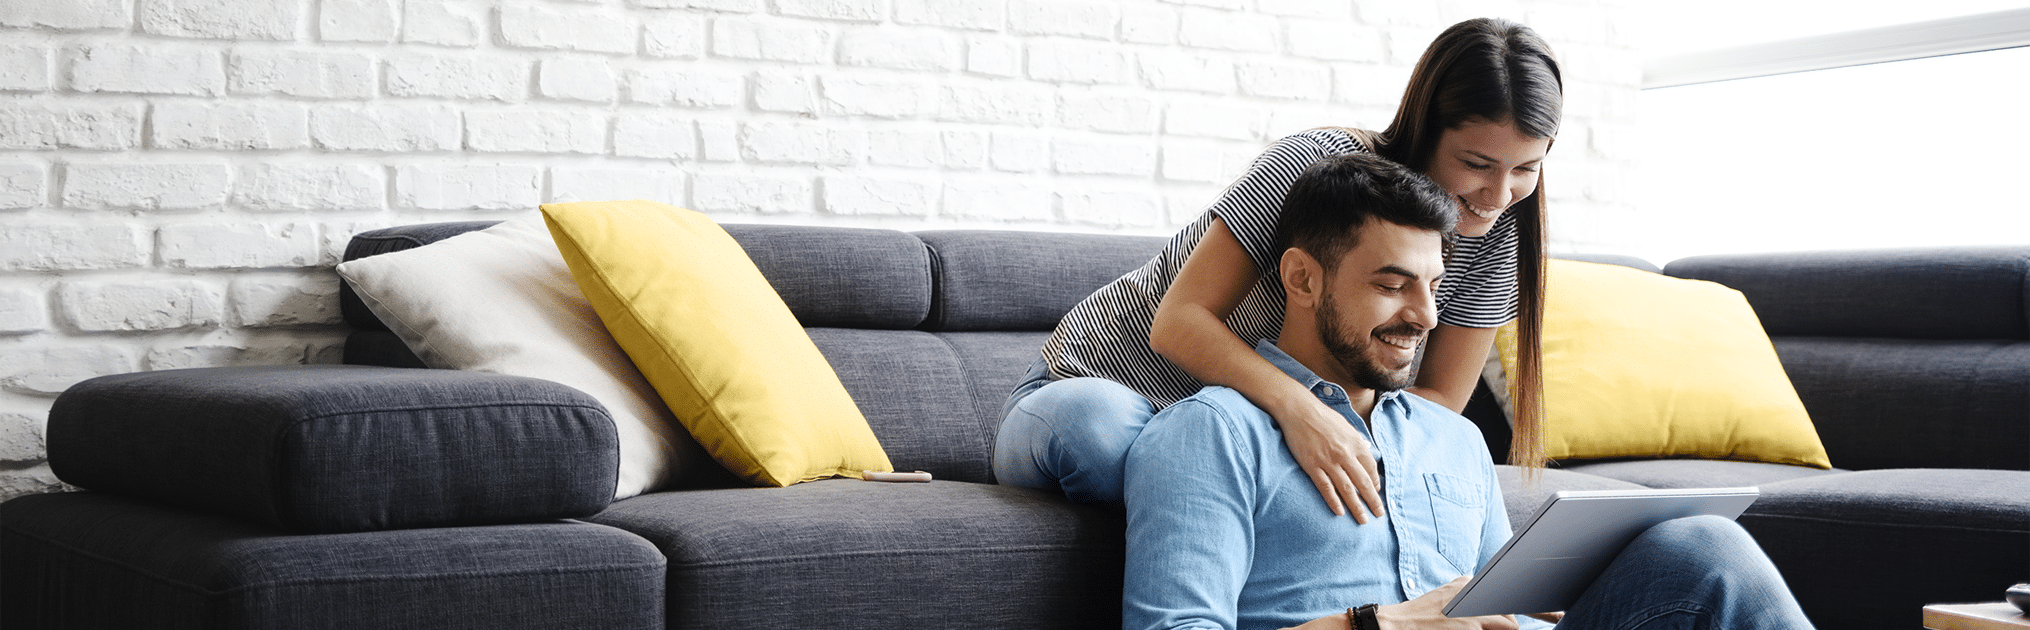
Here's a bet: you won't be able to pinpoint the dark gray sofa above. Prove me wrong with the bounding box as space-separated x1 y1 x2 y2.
3 223 2025 630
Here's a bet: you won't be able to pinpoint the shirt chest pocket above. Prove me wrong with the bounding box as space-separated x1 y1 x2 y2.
1423 473 1486 575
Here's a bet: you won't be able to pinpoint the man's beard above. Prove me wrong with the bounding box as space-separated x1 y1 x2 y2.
1317 291 1421 393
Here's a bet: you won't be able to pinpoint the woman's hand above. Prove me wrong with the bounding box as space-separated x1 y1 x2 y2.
1273 394 1384 522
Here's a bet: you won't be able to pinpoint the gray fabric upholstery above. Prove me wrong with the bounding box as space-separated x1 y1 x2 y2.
917 229 1165 331
1665 247 2030 340
1555 459 1844 489
725 224 932 330
585 478 1123 630
1774 337 2030 471
1 492 665 630
1494 466 1646 532
810 328 995 483
343 329 427 368
1738 469 2030 630
48 365 619 534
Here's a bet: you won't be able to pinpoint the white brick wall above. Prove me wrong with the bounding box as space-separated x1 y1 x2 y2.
0 0 1642 499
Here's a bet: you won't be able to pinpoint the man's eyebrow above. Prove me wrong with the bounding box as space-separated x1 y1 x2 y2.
1373 264 1423 281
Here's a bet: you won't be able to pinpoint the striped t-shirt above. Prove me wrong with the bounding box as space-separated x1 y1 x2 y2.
1041 128 1522 408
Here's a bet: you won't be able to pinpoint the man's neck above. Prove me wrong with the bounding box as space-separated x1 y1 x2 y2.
1275 339 1380 421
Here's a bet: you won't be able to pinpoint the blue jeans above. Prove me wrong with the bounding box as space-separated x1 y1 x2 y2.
993 358 1153 504
1556 515 1814 630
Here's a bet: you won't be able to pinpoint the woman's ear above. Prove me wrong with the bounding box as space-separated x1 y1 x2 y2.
1279 247 1323 309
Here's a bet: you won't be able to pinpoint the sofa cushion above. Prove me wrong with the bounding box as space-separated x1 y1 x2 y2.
726 224 932 329
1493 466 1647 533
1773 337 2030 471
586 479 1124 630
809 329 1050 484
1555 459 1844 489
1 492 665 630
917 230 1164 332
543 200 892 487
335 215 703 499
47 365 619 534
1665 246 2030 340
1738 469 2030 630
340 221 502 332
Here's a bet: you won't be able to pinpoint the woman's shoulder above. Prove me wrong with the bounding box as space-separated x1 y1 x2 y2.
1265 127 1373 158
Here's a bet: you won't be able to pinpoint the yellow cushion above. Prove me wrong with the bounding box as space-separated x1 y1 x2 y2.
1497 260 1832 468
542 200 892 487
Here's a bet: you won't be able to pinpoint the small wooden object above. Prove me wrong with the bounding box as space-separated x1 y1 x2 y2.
1925 603 2030 630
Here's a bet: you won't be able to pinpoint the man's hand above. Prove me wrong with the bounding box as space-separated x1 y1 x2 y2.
1276 395 1384 522
1375 577 1519 630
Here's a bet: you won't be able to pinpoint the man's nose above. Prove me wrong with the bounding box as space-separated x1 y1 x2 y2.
1405 289 1438 330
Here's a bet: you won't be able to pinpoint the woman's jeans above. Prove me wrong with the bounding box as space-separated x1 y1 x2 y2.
1556 515 1815 629
993 358 1153 504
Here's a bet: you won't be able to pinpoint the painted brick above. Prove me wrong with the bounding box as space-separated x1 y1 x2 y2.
753 71 818 114
1178 10 1277 53
0 162 46 209
1028 40 1123 84
0 103 142 151
1262 0 1352 18
698 120 740 162
742 121 865 166
319 0 399 42
940 83 1054 125
549 166 684 204
396 164 542 211
1265 104 1338 139
402 1 486 47
691 172 813 214
821 76 934 118
712 17 832 63
151 101 310 150
823 176 937 216
1288 22 1386 62
539 58 618 103
1165 98 1264 140
59 280 223 332
0 346 135 397
1010 0 1116 40
1165 0 1241 8
140 0 301 41
0 45 51 92
1333 63 1411 107
229 273 342 327
1059 92 1159 134
964 37 1020 78
0 224 149 271
613 113 698 159
1528 3 1610 46
1386 25 1443 64
1356 1 1442 26
943 130 988 170
68 44 226 96
385 53 528 102
1160 140 1227 182
1238 61 1332 101
642 14 707 59
310 103 461 152
1120 5 1177 45
989 130 1049 173
1134 50 1235 94
868 129 943 169
630 0 760 10
160 221 322 269
895 0 1003 31
0 464 66 499
839 27 958 72
1053 136 1156 176
627 67 742 108
0 414 42 463
466 109 606 155
776 0 883 23
500 4 635 54
229 49 376 99
319 220 379 265
0 0 133 30
63 162 231 211
0 286 49 334
942 179 1050 221
1059 188 1161 228
234 163 386 212
146 342 310 371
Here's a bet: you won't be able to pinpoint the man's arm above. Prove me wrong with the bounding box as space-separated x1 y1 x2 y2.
1123 398 1258 630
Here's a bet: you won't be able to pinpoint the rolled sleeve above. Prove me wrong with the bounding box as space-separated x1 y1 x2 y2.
1123 397 1261 630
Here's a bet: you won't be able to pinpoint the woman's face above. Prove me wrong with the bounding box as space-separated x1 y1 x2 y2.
1423 119 1553 238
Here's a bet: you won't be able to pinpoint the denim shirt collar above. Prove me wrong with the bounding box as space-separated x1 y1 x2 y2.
1253 339 1402 410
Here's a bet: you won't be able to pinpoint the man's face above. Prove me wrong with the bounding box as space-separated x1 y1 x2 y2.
1313 220 1446 392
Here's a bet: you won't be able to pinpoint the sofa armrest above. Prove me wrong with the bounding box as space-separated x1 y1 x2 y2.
47 365 620 534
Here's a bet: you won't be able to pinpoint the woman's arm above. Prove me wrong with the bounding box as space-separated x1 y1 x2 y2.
1406 324 1498 412
1151 217 1384 522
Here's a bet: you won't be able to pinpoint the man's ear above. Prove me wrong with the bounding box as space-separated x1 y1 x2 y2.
1278 247 1324 309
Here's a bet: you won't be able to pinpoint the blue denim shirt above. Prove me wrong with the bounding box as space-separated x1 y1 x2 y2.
1123 340 1520 630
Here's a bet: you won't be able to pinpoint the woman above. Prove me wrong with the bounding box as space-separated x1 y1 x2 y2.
993 17 1557 519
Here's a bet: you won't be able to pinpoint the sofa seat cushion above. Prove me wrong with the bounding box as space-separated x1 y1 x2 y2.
1738 469 2030 630
586 479 1124 630
1 492 665 630
1555 459 1845 489
1494 466 1647 532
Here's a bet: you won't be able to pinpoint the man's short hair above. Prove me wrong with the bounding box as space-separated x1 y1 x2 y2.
1270 152 1457 274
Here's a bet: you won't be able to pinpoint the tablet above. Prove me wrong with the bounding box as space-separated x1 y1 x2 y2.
1442 486 1760 618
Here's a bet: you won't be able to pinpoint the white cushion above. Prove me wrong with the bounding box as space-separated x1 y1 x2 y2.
335 215 701 499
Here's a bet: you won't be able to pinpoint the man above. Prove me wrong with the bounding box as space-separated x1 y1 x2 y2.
1122 153 1813 630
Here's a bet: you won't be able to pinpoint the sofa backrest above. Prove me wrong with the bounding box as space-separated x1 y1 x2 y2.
1667 247 2030 471
338 221 1166 484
